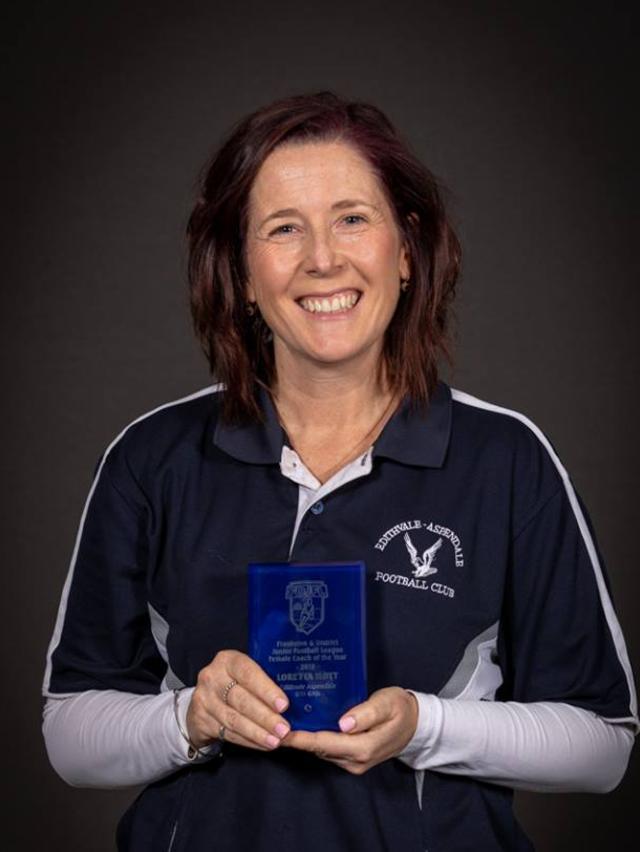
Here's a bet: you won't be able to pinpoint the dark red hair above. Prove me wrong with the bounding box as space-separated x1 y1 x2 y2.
187 91 460 423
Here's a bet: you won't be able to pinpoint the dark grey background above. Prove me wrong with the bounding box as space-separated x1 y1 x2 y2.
3 1 638 849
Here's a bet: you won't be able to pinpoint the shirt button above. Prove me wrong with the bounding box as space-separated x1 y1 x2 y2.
310 501 324 515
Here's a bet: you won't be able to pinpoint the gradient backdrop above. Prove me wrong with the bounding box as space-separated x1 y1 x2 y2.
3 1 638 849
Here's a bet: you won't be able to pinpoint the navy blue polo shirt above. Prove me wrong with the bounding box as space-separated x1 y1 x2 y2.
44 382 636 851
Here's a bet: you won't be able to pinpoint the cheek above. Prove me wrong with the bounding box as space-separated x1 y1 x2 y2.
248 244 297 291
353 230 400 269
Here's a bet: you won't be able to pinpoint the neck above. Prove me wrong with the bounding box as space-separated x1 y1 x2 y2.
272 348 392 434
271 347 399 484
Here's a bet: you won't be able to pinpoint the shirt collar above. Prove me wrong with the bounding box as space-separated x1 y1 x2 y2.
373 380 452 468
213 386 286 464
214 380 452 469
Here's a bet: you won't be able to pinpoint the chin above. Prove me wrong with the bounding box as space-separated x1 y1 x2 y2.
305 344 376 368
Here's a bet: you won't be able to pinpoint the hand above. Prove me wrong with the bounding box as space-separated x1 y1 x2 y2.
282 687 418 775
186 649 291 752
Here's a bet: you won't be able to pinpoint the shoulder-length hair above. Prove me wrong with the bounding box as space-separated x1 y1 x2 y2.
187 91 460 424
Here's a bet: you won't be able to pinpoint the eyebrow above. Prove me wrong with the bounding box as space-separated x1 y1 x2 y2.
258 199 378 228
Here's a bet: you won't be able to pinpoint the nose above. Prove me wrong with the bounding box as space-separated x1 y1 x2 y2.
304 227 343 277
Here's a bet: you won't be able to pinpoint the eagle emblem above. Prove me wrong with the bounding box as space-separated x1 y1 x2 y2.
403 533 442 578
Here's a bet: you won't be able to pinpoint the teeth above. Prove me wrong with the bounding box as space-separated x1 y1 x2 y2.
299 291 360 314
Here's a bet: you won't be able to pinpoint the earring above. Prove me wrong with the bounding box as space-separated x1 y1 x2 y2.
400 278 411 292
244 297 273 342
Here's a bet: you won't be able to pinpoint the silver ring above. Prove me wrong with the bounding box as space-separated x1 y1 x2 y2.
218 724 226 741
222 678 238 704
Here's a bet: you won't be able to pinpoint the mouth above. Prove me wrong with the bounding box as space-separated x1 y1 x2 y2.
297 288 362 315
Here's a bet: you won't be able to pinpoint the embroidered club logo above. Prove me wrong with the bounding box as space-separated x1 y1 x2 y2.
286 580 328 636
404 532 442 577
373 520 464 600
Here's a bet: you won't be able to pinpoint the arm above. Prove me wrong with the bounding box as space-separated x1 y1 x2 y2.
398 469 638 792
42 438 215 788
43 445 293 787
398 693 634 793
42 688 217 789
287 462 638 784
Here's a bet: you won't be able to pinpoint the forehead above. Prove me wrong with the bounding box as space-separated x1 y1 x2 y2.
248 141 387 214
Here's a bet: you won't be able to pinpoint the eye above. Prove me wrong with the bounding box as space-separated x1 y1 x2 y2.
342 214 367 225
268 223 298 236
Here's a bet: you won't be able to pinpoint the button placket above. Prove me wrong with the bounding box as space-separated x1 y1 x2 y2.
283 446 374 557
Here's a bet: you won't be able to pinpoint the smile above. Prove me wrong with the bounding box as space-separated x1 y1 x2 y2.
297 289 361 314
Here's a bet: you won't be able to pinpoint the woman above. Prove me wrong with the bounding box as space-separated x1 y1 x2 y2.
42 91 637 851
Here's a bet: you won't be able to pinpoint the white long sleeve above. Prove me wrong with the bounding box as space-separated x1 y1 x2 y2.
42 688 217 789
398 692 635 793
44 687 634 792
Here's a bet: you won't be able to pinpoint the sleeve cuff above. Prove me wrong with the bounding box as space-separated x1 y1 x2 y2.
396 691 444 768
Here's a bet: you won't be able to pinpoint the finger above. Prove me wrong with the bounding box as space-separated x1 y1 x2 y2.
218 683 291 742
217 650 289 713
219 701 289 751
313 748 375 775
220 728 272 751
338 701 384 734
320 756 367 774
338 688 399 733
317 753 354 765
197 701 286 752
284 729 359 760
189 651 290 750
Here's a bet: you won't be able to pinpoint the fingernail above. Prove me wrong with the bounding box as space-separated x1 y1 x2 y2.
274 722 289 738
266 734 280 749
274 697 288 712
339 715 356 732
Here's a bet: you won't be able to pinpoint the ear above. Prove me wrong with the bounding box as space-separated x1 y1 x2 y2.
399 212 418 281
399 243 411 282
245 280 257 304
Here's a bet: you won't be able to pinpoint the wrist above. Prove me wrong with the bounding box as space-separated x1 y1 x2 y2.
405 689 419 730
396 692 444 768
173 688 203 760
173 688 221 762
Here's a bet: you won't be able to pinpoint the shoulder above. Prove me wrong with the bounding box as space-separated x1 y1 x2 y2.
447 386 570 525
449 386 566 474
96 384 225 485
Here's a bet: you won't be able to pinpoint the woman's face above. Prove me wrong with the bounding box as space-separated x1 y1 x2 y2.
245 140 410 376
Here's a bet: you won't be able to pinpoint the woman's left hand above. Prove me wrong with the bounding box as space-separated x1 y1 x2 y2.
282 687 418 775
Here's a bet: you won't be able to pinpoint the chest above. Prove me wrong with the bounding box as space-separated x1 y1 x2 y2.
147 457 513 692
283 428 374 485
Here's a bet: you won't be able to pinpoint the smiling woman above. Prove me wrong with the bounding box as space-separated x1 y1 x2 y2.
42 92 637 852
242 140 415 480
245 142 409 375
187 91 459 428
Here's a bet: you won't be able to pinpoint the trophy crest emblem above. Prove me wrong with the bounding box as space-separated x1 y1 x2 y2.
286 580 329 636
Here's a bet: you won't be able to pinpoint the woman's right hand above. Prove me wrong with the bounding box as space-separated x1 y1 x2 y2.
186 650 291 751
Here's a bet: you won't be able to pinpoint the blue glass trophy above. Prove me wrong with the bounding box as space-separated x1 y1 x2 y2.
248 562 367 731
